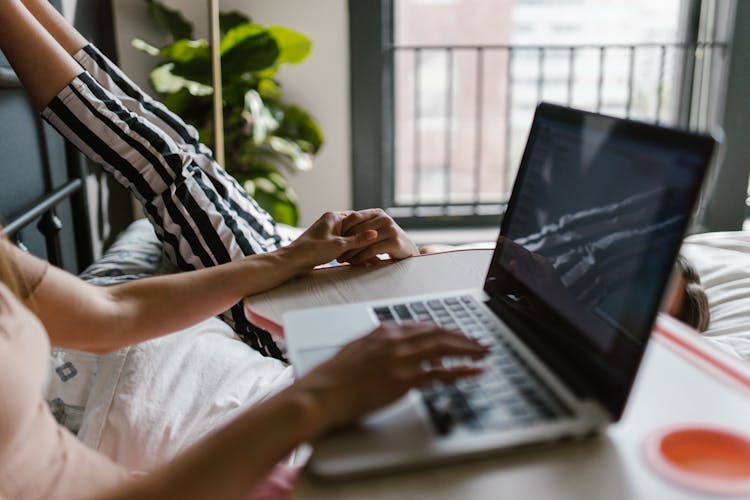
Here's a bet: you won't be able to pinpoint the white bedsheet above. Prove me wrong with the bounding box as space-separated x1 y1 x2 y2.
77 318 293 471
681 231 750 360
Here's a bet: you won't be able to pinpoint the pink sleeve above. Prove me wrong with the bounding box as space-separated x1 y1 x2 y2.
244 464 302 500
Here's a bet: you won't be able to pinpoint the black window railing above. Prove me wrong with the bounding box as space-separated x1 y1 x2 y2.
382 41 728 227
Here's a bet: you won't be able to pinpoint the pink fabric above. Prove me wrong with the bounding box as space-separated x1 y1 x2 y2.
0 277 130 500
245 465 302 500
128 464 301 499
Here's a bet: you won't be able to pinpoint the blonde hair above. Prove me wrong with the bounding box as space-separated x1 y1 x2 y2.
674 254 710 332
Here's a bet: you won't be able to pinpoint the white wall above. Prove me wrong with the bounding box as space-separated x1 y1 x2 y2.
112 0 351 226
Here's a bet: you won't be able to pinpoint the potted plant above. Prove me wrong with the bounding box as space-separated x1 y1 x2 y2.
133 0 324 226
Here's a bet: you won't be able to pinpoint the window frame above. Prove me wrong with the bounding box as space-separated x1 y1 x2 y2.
349 0 503 228
350 0 744 231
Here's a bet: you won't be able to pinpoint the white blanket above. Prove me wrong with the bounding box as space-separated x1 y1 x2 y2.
76 319 293 471
681 231 750 360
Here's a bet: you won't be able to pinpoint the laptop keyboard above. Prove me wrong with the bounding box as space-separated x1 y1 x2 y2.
372 296 571 435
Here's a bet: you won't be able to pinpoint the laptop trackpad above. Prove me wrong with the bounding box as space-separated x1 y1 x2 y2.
309 395 435 477
297 346 344 373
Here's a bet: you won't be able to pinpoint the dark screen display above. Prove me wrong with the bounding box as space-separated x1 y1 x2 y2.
484 104 714 417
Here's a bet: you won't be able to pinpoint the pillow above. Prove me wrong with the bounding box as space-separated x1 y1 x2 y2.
681 231 750 360
45 218 168 434
78 218 175 284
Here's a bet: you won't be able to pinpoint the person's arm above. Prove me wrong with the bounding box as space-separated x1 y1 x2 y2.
23 212 377 353
18 0 87 55
97 323 487 500
0 0 80 109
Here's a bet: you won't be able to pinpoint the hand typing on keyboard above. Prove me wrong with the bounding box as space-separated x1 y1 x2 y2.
371 296 571 435
294 323 489 432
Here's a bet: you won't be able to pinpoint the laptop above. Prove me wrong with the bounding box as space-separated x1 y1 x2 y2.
284 102 717 479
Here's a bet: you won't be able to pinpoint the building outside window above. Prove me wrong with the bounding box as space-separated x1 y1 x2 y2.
351 0 732 229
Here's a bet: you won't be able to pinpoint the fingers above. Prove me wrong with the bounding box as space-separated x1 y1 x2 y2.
395 325 488 359
338 223 407 263
338 221 395 255
342 210 391 236
341 208 386 235
412 365 486 386
338 209 419 264
341 240 392 265
306 323 488 429
339 229 378 251
401 332 489 363
372 324 489 385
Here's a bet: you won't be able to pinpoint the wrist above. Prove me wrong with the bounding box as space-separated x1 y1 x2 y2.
282 383 333 441
274 243 316 278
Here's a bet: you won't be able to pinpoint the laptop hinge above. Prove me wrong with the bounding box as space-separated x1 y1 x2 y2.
485 296 604 406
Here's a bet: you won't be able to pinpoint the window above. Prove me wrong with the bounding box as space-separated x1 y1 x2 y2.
350 0 731 228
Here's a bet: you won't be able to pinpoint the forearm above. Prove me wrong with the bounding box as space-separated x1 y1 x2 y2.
20 0 87 55
97 385 327 500
29 244 308 353
91 307 490 500
0 0 81 109
100 247 306 351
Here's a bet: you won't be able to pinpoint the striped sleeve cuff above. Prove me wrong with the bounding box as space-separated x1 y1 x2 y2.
41 73 173 201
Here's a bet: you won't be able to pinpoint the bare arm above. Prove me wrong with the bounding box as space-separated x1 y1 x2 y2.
19 0 88 55
24 212 376 353
97 324 487 500
28 250 298 353
0 0 80 109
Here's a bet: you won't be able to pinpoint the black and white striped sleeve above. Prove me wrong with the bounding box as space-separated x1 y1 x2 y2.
42 72 286 360
73 44 292 250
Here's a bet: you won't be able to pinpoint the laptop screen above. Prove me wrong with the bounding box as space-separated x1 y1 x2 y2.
485 103 715 418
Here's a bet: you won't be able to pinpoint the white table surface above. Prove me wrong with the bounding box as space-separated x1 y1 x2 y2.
273 251 750 499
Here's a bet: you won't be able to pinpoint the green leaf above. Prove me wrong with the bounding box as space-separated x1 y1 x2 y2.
255 27 312 78
268 26 312 64
145 0 193 41
156 39 212 83
265 136 313 172
244 139 313 175
276 105 324 153
244 90 280 145
241 178 256 196
253 176 277 193
136 2 316 227
162 87 211 123
220 23 265 53
131 38 160 56
233 171 299 225
253 183 299 226
258 78 281 100
220 24 280 77
220 11 251 36
267 171 290 190
159 39 210 64
162 87 193 115
150 63 213 96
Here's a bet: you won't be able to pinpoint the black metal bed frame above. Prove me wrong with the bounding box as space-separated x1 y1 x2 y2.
0 63 94 271
0 0 123 273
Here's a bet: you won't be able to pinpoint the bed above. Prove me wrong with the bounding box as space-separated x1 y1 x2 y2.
2 1 749 476
0 0 294 472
